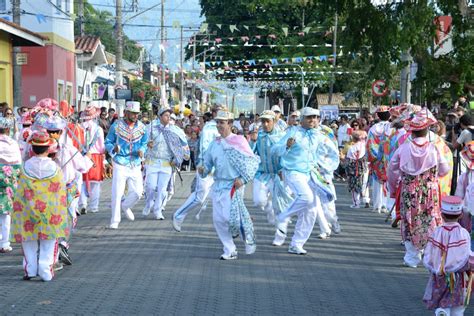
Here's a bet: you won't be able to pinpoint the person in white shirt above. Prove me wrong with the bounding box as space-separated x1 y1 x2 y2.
337 115 351 148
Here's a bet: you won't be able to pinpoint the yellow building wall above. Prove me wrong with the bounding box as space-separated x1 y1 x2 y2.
0 31 13 106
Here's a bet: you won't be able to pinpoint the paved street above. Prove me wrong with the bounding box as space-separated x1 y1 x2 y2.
1 172 472 315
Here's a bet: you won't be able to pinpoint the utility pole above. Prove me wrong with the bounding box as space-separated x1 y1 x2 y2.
12 0 21 109
77 0 84 36
180 25 184 108
160 0 166 107
328 13 338 105
400 50 412 104
191 34 196 111
115 0 123 86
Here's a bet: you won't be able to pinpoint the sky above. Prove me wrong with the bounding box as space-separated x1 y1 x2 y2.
89 0 204 70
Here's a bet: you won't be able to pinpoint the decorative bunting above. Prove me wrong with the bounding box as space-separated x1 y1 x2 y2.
229 25 239 33
216 24 222 29
200 23 208 33
282 27 289 37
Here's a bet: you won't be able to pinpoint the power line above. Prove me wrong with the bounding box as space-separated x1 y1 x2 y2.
88 2 201 13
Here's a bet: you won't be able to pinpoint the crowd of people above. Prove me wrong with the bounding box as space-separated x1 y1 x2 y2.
1 97 474 314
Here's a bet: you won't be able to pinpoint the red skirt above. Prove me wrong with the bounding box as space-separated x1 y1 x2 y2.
83 154 104 182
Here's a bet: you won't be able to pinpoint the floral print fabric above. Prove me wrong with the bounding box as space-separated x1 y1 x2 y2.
10 168 69 242
400 166 443 250
0 164 21 215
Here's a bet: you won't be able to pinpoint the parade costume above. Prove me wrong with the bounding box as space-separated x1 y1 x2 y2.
11 131 68 281
345 131 368 208
105 102 148 229
173 116 220 231
144 108 188 220
78 104 105 214
388 110 450 268
422 196 474 316
454 141 474 232
201 111 260 259
316 123 343 236
251 110 293 246
0 117 22 253
273 107 339 254
367 106 393 213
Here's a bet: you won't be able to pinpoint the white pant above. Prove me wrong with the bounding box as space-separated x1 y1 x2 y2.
404 240 422 267
253 178 274 215
322 200 338 227
79 181 102 211
174 172 214 221
22 239 57 281
279 172 322 248
212 188 236 256
435 306 465 316
144 166 172 216
372 180 387 210
111 162 143 226
0 214 11 248
362 171 370 204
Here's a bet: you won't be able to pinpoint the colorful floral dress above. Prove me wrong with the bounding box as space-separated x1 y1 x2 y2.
10 167 69 243
400 167 443 250
0 164 21 215
345 156 368 194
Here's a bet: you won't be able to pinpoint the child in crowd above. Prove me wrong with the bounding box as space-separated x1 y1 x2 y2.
10 130 69 281
423 196 474 316
188 131 199 171
344 130 369 208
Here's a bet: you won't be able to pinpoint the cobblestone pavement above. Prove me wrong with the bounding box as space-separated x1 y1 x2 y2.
1 173 472 315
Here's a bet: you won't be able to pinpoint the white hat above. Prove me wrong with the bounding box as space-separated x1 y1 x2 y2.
271 105 282 113
170 113 177 120
441 196 463 215
125 101 140 113
260 110 275 120
290 110 301 117
300 107 320 117
215 110 234 120
159 107 172 116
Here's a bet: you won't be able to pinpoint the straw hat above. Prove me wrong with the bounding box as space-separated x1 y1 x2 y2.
260 110 275 120
29 130 54 147
81 103 101 121
404 109 437 132
215 110 234 120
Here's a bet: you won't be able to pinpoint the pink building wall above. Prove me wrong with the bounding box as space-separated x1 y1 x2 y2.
21 44 75 107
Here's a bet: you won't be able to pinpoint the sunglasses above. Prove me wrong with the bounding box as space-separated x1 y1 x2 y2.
47 130 61 134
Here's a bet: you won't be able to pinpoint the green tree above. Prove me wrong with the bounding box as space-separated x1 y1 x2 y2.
74 1 141 63
129 79 159 112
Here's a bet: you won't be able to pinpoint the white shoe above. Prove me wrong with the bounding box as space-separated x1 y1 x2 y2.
124 208 135 221
380 207 389 214
318 232 331 240
403 261 417 268
272 230 286 246
142 207 150 217
288 245 307 255
155 212 165 220
89 208 99 213
220 251 238 260
350 204 360 209
332 222 341 234
245 243 256 255
108 223 119 229
172 215 183 232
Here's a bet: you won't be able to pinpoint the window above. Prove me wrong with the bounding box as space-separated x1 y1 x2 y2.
64 0 70 13
56 0 62 14
66 83 73 105
0 0 6 11
57 82 64 102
